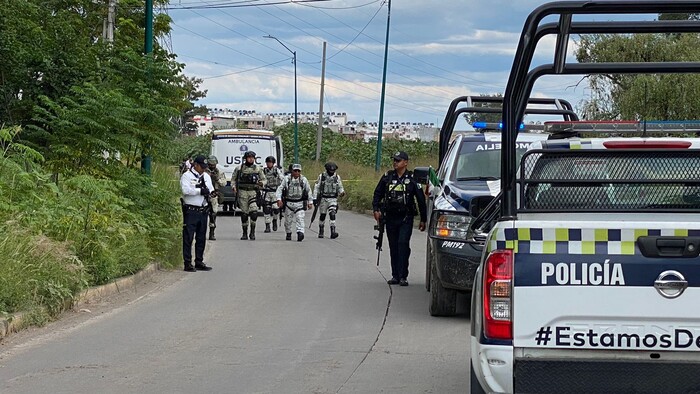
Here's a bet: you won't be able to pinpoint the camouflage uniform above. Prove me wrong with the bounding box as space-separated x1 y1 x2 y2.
207 155 227 240
312 163 345 239
233 156 266 240
276 164 313 242
262 164 285 232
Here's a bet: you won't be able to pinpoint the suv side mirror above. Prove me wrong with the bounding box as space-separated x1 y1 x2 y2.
413 166 430 184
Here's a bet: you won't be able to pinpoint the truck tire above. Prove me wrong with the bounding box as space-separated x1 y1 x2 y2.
470 362 487 394
429 258 457 316
425 238 432 292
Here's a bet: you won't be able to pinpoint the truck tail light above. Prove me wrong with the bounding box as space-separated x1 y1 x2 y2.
483 249 513 340
603 141 691 149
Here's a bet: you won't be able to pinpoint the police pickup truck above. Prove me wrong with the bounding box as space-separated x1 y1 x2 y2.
470 2 700 393
419 96 577 316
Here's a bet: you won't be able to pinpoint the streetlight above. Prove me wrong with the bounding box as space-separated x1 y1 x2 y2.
264 35 298 164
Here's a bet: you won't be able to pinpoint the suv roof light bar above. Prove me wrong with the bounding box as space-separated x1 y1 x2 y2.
438 96 578 165
501 0 700 219
544 120 700 134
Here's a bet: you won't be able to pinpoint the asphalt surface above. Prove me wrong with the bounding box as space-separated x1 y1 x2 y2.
0 210 471 393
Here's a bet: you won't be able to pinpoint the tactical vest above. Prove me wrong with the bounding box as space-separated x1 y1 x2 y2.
263 167 283 191
384 171 413 214
284 177 308 202
209 168 223 191
319 174 340 198
237 164 260 190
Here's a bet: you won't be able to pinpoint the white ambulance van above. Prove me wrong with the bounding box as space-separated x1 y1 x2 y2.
210 129 284 211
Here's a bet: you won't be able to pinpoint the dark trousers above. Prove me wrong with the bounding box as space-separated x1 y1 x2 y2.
385 215 414 280
183 209 208 267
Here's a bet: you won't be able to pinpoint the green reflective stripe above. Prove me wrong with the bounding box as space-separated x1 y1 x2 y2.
489 227 700 255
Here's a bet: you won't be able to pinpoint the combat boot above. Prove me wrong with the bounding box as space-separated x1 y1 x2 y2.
318 225 324 238
249 226 256 241
297 231 305 242
272 219 278 231
209 227 216 241
264 223 271 233
241 226 248 240
330 225 338 239
286 233 292 241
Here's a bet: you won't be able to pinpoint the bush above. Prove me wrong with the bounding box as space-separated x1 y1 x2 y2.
0 125 183 316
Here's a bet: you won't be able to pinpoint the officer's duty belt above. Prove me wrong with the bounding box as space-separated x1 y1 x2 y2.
184 204 209 212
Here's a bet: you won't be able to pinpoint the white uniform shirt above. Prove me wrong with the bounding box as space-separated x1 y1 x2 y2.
181 168 214 206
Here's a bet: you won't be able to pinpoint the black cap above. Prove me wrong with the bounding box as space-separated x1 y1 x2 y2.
193 155 207 167
393 151 409 161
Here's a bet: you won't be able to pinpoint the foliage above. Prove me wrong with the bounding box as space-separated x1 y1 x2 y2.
156 134 212 164
0 126 182 316
274 123 438 168
576 16 700 120
462 93 504 125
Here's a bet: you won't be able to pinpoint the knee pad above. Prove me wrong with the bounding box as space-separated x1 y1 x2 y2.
263 205 271 215
319 213 327 222
250 211 258 221
240 213 249 223
272 207 279 216
329 211 336 220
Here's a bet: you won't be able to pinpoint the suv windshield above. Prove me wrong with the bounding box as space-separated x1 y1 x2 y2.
453 141 532 180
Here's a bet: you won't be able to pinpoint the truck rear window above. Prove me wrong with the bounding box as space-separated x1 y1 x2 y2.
520 150 700 211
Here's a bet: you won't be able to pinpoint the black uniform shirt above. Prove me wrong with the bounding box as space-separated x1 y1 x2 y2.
372 170 427 222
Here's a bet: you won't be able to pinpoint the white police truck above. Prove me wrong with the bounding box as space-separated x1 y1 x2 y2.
469 2 700 393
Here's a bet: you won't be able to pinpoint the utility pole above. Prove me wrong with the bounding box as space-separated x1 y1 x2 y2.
103 0 116 43
142 0 153 175
316 41 326 162
375 0 391 172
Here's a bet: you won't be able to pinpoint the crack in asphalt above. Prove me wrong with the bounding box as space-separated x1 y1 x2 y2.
335 258 393 393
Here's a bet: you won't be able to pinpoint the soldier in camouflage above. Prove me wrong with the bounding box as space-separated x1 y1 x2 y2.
313 162 346 239
262 156 284 233
232 151 266 240
276 163 313 242
206 155 227 240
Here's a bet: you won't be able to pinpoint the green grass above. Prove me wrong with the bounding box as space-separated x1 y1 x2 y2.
301 155 437 213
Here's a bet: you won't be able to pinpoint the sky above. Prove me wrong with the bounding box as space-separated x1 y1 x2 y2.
164 0 654 127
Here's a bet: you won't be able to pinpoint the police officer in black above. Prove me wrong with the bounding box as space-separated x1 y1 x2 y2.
372 151 427 286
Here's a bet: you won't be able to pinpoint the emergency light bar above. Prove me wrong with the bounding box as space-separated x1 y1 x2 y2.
544 120 700 134
472 122 535 131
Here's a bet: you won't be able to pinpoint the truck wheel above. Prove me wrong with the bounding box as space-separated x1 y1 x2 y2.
425 238 432 292
429 259 457 316
470 362 486 394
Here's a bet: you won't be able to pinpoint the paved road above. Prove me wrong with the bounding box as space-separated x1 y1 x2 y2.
0 210 471 393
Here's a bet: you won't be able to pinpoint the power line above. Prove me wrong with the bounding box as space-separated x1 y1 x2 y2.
256 2 466 96
202 59 290 79
326 1 383 60
296 0 381 10
168 0 331 10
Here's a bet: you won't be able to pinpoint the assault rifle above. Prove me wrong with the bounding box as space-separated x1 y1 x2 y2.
196 176 213 213
308 174 326 228
374 212 385 266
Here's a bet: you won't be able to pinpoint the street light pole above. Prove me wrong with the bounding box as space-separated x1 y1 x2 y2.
264 35 299 164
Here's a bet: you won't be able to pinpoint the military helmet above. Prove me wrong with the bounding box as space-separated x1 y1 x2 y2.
291 163 302 171
324 162 338 172
265 156 276 164
243 151 256 159
207 155 218 165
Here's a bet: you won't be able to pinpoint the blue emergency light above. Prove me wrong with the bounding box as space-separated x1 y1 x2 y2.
472 121 525 130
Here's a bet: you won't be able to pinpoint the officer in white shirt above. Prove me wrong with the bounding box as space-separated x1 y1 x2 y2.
180 155 215 272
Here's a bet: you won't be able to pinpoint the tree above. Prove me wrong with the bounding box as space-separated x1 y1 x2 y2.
462 93 504 125
576 14 700 121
